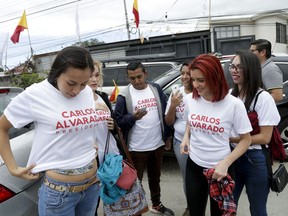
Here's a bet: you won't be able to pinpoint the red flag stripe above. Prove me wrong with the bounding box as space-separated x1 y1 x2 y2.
10 26 27 44
133 0 139 28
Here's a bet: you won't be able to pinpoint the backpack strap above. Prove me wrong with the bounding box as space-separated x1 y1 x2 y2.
252 90 274 175
252 90 264 111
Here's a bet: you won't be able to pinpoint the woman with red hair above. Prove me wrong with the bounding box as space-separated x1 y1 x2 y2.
180 54 252 216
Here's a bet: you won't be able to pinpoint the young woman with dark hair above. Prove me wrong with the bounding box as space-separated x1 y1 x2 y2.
230 50 280 216
0 46 100 216
165 62 192 216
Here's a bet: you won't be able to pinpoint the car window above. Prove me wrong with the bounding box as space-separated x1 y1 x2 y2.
102 63 178 89
0 92 19 115
275 62 288 83
146 65 176 81
103 67 119 86
116 67 128 86
222 61 234 88
163 78 182 98
0 88 34 139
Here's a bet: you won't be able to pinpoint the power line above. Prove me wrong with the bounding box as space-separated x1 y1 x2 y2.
0 0 79 24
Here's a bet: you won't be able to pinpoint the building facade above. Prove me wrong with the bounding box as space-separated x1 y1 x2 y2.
32 10 288 74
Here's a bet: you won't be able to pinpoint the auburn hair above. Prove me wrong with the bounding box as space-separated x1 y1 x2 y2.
189 54 228 102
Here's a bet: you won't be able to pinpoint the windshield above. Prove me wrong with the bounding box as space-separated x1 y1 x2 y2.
0 88 34 138
0 91 20 115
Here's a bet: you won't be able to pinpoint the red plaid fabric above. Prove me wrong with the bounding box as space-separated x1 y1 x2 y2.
203 168 236 216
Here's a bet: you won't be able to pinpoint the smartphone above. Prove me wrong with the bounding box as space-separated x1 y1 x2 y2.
172 85 180 94
139 107 147 112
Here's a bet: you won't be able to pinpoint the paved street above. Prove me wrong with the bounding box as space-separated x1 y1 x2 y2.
98 156 288 215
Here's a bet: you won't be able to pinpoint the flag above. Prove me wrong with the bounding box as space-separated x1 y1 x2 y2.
109 80 119 103
10 10 28 44
132 0 139 28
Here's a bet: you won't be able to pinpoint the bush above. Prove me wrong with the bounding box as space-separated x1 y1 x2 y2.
12 73 45 89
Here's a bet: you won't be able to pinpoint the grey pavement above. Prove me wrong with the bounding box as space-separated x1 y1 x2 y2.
98 156 288 216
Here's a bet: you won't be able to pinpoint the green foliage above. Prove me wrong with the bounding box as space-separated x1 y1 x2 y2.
12 73 45 89
0 67 3 72
73 38 105 47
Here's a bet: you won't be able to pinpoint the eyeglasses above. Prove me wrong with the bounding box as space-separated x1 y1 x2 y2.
229 64 243 72
250 49 258 53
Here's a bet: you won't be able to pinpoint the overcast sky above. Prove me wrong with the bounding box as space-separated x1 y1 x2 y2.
0 0 288 68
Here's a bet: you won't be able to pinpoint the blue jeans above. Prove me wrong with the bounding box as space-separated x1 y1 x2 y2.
173 137 188 198
38 175 100 216
233 149 269 216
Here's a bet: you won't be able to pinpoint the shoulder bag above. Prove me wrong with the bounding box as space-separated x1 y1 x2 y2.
248 90 288 193
270 163 288 193
103 121 149 216
102 128 137 190
112 121 138 190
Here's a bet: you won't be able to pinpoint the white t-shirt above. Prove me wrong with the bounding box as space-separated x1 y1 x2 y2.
4 80 97 173
231 90 280 150
165 86 189 141
185 93 252 168
129 85 164 151
94 95 119 164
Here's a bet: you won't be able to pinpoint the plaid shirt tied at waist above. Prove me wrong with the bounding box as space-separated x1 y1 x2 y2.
203 168 236 216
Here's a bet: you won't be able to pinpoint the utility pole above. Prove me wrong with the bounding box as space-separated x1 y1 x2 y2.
123 0 131 40
76 0 81 43
209 0 215 53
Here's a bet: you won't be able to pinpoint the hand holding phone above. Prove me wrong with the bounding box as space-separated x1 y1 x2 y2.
134 106 147 120
139 107 147 112
172 85 180 94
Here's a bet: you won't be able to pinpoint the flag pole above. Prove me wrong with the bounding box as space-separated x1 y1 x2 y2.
123 0 131 40
76 0 81 43
4 33 9 71
138 28 140 38
208 0 215 53
27 28 33 58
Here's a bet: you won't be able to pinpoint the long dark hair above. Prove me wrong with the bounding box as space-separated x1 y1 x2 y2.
47 46 94 87
230 50 263 111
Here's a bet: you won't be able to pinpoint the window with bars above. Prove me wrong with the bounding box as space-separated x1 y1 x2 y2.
276 22 287 44
214 26 240 39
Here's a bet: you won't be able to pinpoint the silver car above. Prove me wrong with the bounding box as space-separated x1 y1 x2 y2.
0 87 40 216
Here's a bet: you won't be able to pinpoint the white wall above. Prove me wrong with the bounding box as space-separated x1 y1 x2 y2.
254 16 288 54
211 13 288 54
240 22 255 36
34 54 56 74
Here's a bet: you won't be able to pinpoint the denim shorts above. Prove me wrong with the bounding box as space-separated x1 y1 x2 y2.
38 175 100 216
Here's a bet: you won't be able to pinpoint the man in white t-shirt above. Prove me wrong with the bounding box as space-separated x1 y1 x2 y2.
114 61 174 216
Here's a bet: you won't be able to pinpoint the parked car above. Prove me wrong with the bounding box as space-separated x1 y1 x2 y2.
154 56 288 160
0 87 40 216
101 61 179 97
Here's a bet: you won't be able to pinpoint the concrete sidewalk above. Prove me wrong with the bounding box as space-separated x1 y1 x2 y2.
98 157 288 215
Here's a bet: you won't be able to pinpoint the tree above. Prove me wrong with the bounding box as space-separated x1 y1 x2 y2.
72 38 105 47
